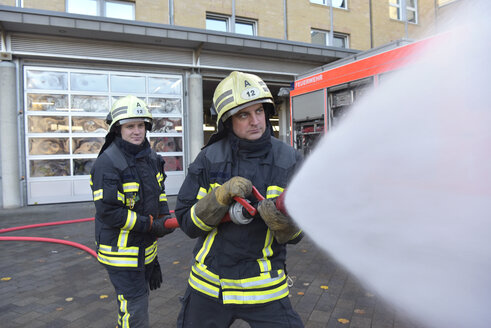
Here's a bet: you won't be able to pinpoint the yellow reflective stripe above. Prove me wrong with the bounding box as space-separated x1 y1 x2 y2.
93 189 103 201
122 210 137 230
291 229 302 240
118 295 130 328
266 186 284 199
257 229 273 272
122 182 139 193
222 277 289 304
189 272 220 298
190 204 214 232
221 270 286 289
97 253 139 267
89 174 93 186
210 183 221 190
195 228 217 263
98 244 139 255
196 187 207 200
159 193 167 202
156 172 164 186
192 262 220 285
97 244 139 268
117 191 125 204
117 210 136 247
144 241 158 265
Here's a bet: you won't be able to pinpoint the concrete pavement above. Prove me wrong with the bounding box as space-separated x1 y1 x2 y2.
0 198 426 328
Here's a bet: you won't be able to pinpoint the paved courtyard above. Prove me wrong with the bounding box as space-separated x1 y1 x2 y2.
0 199 425 328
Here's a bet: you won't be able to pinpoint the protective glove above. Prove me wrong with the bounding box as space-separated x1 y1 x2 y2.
257 198 300 244
149 260 162 290
194 176 252 227
149 215 175 237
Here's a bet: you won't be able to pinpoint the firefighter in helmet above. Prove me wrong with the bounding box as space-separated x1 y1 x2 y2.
90 95 174 327
175 71 304 327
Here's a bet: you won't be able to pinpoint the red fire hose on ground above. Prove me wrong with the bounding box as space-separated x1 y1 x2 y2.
0 188 288 259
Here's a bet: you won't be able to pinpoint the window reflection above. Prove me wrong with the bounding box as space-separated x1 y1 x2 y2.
30 159 70 177
163 156 183 172
29 138 69 155
72 117 108 133
73 137 104 154
28 116 69 133
111 75 145 93
148 98 182 114
27 94 68 112
71 95 109 112
71 73 108 92
149 77 182 95
26 70 68 90
150 137 182 152
152 118 182 133
74 158 96 175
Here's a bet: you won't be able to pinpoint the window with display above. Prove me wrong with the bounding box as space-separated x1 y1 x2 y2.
24 67 184 203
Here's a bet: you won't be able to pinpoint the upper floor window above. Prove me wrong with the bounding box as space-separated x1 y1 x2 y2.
310 0 347 9
67 0 135 20
311 29 349 48
389 0 418 24
206 14 256 36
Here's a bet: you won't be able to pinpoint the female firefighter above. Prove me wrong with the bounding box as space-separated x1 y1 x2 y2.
175 71 305 327
90 95 174 327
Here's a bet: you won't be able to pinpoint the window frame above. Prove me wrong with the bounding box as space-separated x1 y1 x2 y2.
66 0 135 20
389 0 418 24
309 0 348 10
206 13 257 36
311 29 349 48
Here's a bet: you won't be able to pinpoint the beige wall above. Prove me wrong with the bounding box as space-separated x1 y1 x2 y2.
0 0 16 6
22 0 64 11
0 0 445 51
136 0 168 24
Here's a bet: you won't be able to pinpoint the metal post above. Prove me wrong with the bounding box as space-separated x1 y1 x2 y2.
283 0 288 40
328 0 334 46
401 0 408 39
169 0 174 25
231 0 236 33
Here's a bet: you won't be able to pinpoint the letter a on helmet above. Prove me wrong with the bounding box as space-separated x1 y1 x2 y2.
106 95 153 132
213 71 274 124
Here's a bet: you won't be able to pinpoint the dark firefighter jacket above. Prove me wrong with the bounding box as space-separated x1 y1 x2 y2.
175 131 303 305
90 137 170 270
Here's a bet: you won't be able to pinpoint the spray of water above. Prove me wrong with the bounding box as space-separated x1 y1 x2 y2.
285 2 491 328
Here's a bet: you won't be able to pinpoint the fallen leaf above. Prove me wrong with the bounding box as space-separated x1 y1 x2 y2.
320 285 329 290
173 261 180 265
65 297 73 302
354 309 366 314
303 282 310 286
56 307 64 311
301 249 308 253
338 318 350 324
1 277 12 281
99 295 108 299
297 292 304 295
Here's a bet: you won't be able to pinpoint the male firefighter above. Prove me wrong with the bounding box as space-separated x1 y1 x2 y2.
90 95 174 327
175 71 304 327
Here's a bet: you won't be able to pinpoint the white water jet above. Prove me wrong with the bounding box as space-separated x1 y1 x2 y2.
286 2 491 328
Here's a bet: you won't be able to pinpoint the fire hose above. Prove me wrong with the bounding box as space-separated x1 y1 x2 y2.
0 187 288 259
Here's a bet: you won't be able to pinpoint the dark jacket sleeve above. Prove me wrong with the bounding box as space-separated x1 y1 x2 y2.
175 152 215 239
90 155 151 233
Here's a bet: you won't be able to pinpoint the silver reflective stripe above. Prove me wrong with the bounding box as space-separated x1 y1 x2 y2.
189 273 220 298
222 281 289 304
221 271 285 289
192 263 220 285
257 229 274 272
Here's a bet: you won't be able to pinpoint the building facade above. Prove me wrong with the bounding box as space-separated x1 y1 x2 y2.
0 0 454 207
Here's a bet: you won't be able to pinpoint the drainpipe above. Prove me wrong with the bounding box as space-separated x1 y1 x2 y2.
328 0 334 46
231 0 236 33
283 0 288 40
369 0 373 48
169 0 174 25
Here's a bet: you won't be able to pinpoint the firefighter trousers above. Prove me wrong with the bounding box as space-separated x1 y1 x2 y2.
177 286 304 328
106 261 155 328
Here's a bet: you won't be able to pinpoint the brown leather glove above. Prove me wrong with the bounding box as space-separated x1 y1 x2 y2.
258 198 300 244
194 176 252 227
